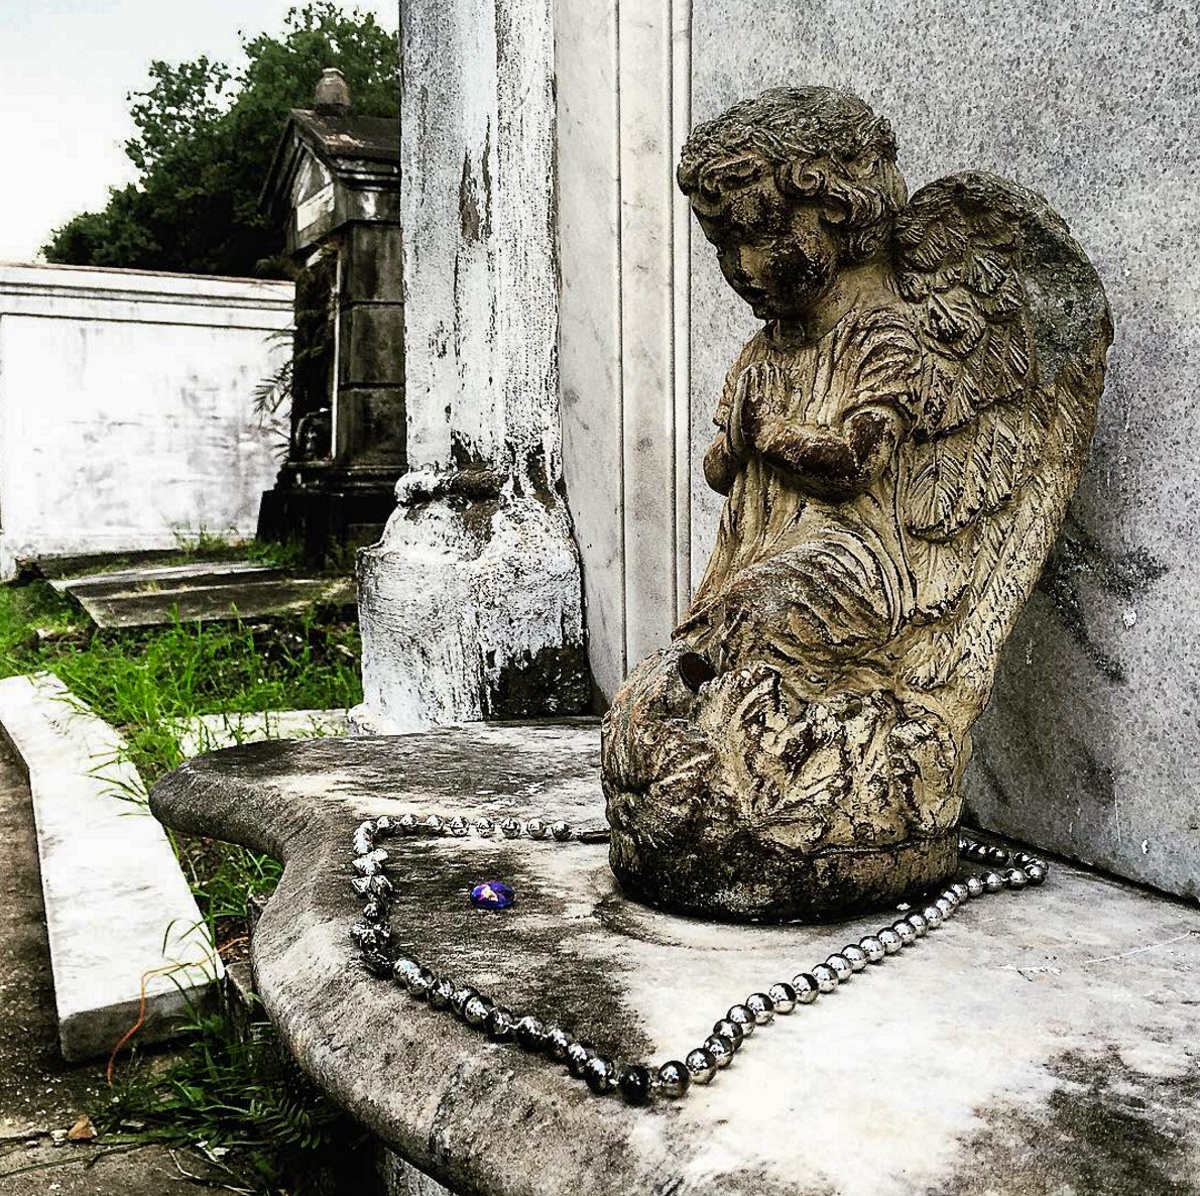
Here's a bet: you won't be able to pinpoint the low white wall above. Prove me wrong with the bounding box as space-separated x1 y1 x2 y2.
0 263 293 579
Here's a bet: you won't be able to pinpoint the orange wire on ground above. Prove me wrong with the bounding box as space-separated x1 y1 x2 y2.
105 936 245 1085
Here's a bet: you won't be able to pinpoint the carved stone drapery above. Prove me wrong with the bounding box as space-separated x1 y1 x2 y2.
602 87 1111 921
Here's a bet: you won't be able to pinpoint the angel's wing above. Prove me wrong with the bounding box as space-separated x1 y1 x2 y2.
893 171 1111 714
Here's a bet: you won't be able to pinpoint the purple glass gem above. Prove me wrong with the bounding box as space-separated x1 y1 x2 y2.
470 880 515 910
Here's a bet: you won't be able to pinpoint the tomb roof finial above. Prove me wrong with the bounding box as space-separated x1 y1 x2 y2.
314 68 352 113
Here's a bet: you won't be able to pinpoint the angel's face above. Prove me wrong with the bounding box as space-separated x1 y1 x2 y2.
693 172 840 322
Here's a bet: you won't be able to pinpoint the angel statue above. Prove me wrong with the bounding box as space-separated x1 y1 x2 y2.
601 86 1111 921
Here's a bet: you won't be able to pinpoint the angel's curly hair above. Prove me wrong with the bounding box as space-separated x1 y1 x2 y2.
678 87 907 263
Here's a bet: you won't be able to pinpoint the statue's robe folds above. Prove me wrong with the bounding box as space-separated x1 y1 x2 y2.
680 305 924 689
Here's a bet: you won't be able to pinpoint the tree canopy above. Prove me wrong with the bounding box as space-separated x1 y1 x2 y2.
42 4 398 278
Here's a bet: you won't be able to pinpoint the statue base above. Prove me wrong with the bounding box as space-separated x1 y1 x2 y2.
601 644 967 923
608 826 959 923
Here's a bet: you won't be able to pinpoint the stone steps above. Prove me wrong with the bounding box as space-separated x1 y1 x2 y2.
0 673 221 1062
47 560 285 595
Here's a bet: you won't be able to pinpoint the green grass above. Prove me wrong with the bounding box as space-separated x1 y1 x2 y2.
2 577 362 919
0 577 85 674
0 573 363 1192
101 990 367 1193
1 579 363 923
0 581 359 781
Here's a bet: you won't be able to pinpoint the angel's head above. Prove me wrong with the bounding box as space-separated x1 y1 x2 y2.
678 87 907 322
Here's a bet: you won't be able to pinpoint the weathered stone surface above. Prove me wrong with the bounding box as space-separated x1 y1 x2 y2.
339 303 406 387
0 742 232 1194
353 0 590 735
151 724 1200 1196
681 0 1200 902
172 708 350 758
345 224 405 306
48 561 279 595
0 674 220 1062
357 494 589 732
336 386 407 464
603 87 1110 921
55 563 355 629
0 264 292 581
379 1153 455 1196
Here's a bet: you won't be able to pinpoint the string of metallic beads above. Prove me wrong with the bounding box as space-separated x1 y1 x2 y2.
348 817 1048 1106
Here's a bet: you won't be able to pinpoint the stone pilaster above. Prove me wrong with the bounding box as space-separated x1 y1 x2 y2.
354 0 590 731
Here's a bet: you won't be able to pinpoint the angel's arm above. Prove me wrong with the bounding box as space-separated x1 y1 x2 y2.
743 402 904 500
702 359 752 496
703 432 739 495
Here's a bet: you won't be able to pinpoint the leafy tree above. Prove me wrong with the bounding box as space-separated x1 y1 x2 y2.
42 4 398 278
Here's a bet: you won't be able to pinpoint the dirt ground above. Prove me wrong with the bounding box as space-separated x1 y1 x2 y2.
0 741 232 1194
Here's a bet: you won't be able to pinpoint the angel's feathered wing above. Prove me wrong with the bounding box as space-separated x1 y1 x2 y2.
893 171 1111 718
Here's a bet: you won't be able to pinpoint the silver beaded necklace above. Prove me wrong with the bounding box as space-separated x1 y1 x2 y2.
348 813 1047 1107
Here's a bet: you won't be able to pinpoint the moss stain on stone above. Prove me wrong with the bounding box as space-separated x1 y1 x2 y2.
942 1049 1200 1196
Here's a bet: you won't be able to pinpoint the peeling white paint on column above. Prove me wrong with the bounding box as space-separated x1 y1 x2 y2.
397 0 559 475
355 0 585 732
358 485 583 732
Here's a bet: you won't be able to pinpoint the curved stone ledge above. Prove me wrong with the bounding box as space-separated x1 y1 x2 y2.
150 722 1200 1196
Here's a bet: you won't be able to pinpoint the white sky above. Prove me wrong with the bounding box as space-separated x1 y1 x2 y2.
0 0 398 263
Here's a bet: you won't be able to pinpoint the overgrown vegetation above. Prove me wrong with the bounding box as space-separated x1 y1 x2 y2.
0 581 360 787
42 3 399 278
0 556 364 1192
100 994 368 1193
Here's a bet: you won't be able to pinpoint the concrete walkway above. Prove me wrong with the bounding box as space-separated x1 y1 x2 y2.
0 741 228 1193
